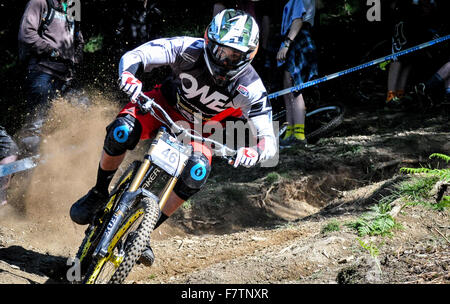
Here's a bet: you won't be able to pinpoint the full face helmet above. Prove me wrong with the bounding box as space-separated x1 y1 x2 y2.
204 9 259 86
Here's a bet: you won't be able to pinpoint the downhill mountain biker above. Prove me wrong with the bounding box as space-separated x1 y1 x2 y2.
70 9 277 266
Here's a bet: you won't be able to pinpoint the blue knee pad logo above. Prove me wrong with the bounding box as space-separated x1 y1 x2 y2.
190 163 207 181
113 125 130 143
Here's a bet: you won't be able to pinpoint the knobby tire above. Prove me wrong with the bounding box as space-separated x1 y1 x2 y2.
305 104 345 141
108 196 160 284
75 161 142 283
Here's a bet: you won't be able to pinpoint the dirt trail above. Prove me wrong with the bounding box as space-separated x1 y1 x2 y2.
0 95 449 284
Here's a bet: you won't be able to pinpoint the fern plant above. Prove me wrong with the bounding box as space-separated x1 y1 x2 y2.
347 202 402 237
399 153 449 211
400 153 450 181
358 238 382 274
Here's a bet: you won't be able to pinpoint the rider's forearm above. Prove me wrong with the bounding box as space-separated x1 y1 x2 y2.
118 52 143 77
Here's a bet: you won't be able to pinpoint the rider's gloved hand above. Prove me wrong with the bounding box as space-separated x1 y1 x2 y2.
119 71 142 102
233 147 259 168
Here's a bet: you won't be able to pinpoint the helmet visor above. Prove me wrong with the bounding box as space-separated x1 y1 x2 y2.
206 43 248 70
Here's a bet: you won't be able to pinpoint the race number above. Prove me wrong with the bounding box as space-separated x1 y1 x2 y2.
150 138 188 176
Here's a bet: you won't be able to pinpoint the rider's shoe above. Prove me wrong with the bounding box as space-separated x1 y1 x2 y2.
139 242 155 267
70 187 108 225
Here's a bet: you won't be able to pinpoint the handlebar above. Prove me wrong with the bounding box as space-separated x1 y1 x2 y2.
136 93 237 158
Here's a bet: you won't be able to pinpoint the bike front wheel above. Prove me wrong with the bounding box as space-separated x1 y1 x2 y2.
74 161 142 281
83 196 160 284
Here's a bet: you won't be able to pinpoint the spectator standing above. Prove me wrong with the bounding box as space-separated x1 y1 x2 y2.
385 0 438 107
17 0 84 156
277 0 318 147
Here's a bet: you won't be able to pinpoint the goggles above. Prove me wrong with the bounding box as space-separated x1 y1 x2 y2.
206 43 248 69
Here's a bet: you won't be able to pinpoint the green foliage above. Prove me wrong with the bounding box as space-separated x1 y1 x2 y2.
321 219 341 234
347 202 402 237
357 238 382 273
319 0 361 25
343 0 361 15
378 60 390 71
398 153 450 211
397 176 438 201
400 153 450 182
430 196 450 211
357 238 379 258
430 153 450 163
338 144 362 156
182 199 193 210
441 196 450 209
265 172 280 185
83 34 104 53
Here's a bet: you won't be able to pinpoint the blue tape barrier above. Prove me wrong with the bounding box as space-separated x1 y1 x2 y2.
268 35 450 100
0 155 40 177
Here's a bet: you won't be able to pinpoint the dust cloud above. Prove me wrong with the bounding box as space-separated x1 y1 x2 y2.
0 90 121 255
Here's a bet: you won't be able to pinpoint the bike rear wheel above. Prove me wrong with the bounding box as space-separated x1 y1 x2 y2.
274 104 345 143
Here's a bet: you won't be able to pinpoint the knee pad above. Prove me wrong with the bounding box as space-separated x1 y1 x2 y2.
173 152 211 200
103 114 142 156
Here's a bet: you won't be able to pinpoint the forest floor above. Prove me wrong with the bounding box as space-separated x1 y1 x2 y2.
0 92 449 285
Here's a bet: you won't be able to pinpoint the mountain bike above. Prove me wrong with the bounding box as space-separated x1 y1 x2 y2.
272 103 345 144
73 93 237 284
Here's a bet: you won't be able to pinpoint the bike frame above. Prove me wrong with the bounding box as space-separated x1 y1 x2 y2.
92 93 236 259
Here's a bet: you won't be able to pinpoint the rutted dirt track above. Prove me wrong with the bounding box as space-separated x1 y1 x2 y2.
0 97 449 284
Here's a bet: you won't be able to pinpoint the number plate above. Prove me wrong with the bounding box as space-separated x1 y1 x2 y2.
150 136 189 177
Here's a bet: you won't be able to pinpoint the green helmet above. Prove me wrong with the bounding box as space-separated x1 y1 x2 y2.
204 9 259 86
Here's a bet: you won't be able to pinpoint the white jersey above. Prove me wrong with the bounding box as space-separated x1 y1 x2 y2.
119 36 277 160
